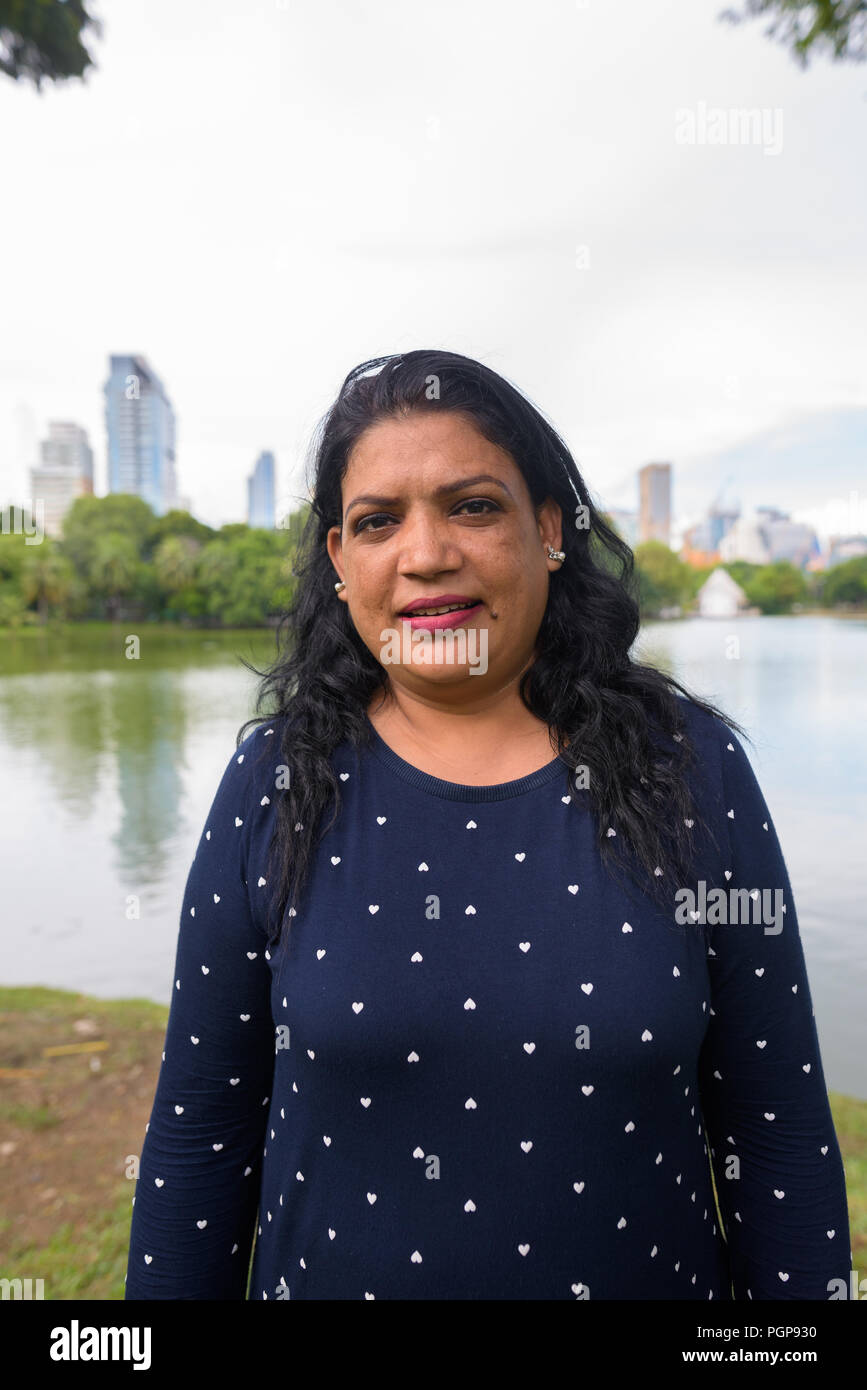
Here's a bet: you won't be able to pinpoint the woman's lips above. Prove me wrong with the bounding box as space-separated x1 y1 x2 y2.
398 601 483 631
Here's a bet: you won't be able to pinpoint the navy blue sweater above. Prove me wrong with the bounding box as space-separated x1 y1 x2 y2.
124 699 850 1300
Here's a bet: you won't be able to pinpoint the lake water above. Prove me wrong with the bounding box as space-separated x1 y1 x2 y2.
1 616 865 1099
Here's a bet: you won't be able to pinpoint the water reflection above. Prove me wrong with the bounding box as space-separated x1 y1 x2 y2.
1 618 864 1097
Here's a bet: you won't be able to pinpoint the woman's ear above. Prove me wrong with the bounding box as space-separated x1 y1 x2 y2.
326 524 345 586
536 496 563 552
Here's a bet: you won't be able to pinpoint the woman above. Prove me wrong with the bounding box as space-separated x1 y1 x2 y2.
125 349 850 1300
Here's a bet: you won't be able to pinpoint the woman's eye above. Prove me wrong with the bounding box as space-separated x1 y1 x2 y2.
354 513 393 534
354 499 498 534
456 498 498 517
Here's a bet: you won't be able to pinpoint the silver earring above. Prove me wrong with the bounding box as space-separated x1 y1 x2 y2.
334 580 346 593
547 545 565 562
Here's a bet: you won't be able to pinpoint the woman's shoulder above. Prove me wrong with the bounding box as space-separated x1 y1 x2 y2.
675 693 741 753
670 695 747 798
670 696 765 828
207 713 293 812
235 713 287 761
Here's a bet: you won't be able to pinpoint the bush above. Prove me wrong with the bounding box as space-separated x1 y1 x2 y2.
822 556 867 607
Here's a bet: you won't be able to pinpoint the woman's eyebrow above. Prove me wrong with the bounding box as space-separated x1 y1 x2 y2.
345 474 512 519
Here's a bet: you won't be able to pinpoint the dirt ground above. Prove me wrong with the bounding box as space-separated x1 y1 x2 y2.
0 988 168 1297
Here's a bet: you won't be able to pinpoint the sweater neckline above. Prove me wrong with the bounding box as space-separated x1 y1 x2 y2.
361 714 569 802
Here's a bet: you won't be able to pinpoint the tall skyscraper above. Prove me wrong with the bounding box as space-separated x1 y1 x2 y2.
247 450 276 529
638 462 671 545
30 421 94 537
104 354 177 516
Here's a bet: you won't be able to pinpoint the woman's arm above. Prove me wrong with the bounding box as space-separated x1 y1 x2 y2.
697 724 851 1300
124 727 277 1299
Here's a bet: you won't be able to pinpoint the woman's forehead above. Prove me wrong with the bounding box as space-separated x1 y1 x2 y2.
344 411 517 485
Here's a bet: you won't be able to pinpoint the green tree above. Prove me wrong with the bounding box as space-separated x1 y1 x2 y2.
722 560 760 591
0 524 30 625
60 494 156 579
0 525 27 587
0 589 31 626
743 560 808 613
634 540 691 616
87 533 142 620
719 1 867 68
0 0 103 90
151 534 206 622
152 535 201 595
198 532 292 627
18 537 76 621
165 584 208 623
146 508 215 556
821 554 867 605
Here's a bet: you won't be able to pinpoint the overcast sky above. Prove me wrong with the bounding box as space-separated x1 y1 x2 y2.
2 0 866 541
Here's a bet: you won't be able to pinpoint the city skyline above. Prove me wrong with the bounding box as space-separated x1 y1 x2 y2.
1 0 865 545
18 359 865 572
9 344 867 550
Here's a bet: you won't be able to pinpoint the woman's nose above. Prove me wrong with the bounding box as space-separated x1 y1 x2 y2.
395 514 461 570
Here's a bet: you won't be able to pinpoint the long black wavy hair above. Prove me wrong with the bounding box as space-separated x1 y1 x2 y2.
239 349 744 947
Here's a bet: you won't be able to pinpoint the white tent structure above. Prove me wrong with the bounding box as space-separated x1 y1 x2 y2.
696 567 750 618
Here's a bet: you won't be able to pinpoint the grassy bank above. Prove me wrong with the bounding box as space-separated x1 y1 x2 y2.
0 622 278 677
0 620 274 639
0 987 169 1299
1 985 864 1299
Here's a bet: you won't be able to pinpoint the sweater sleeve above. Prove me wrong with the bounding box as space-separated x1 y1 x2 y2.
696 724 851 1300
124 726 278 1300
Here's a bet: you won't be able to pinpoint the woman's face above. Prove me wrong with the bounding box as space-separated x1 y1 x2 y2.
325 409 563 703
